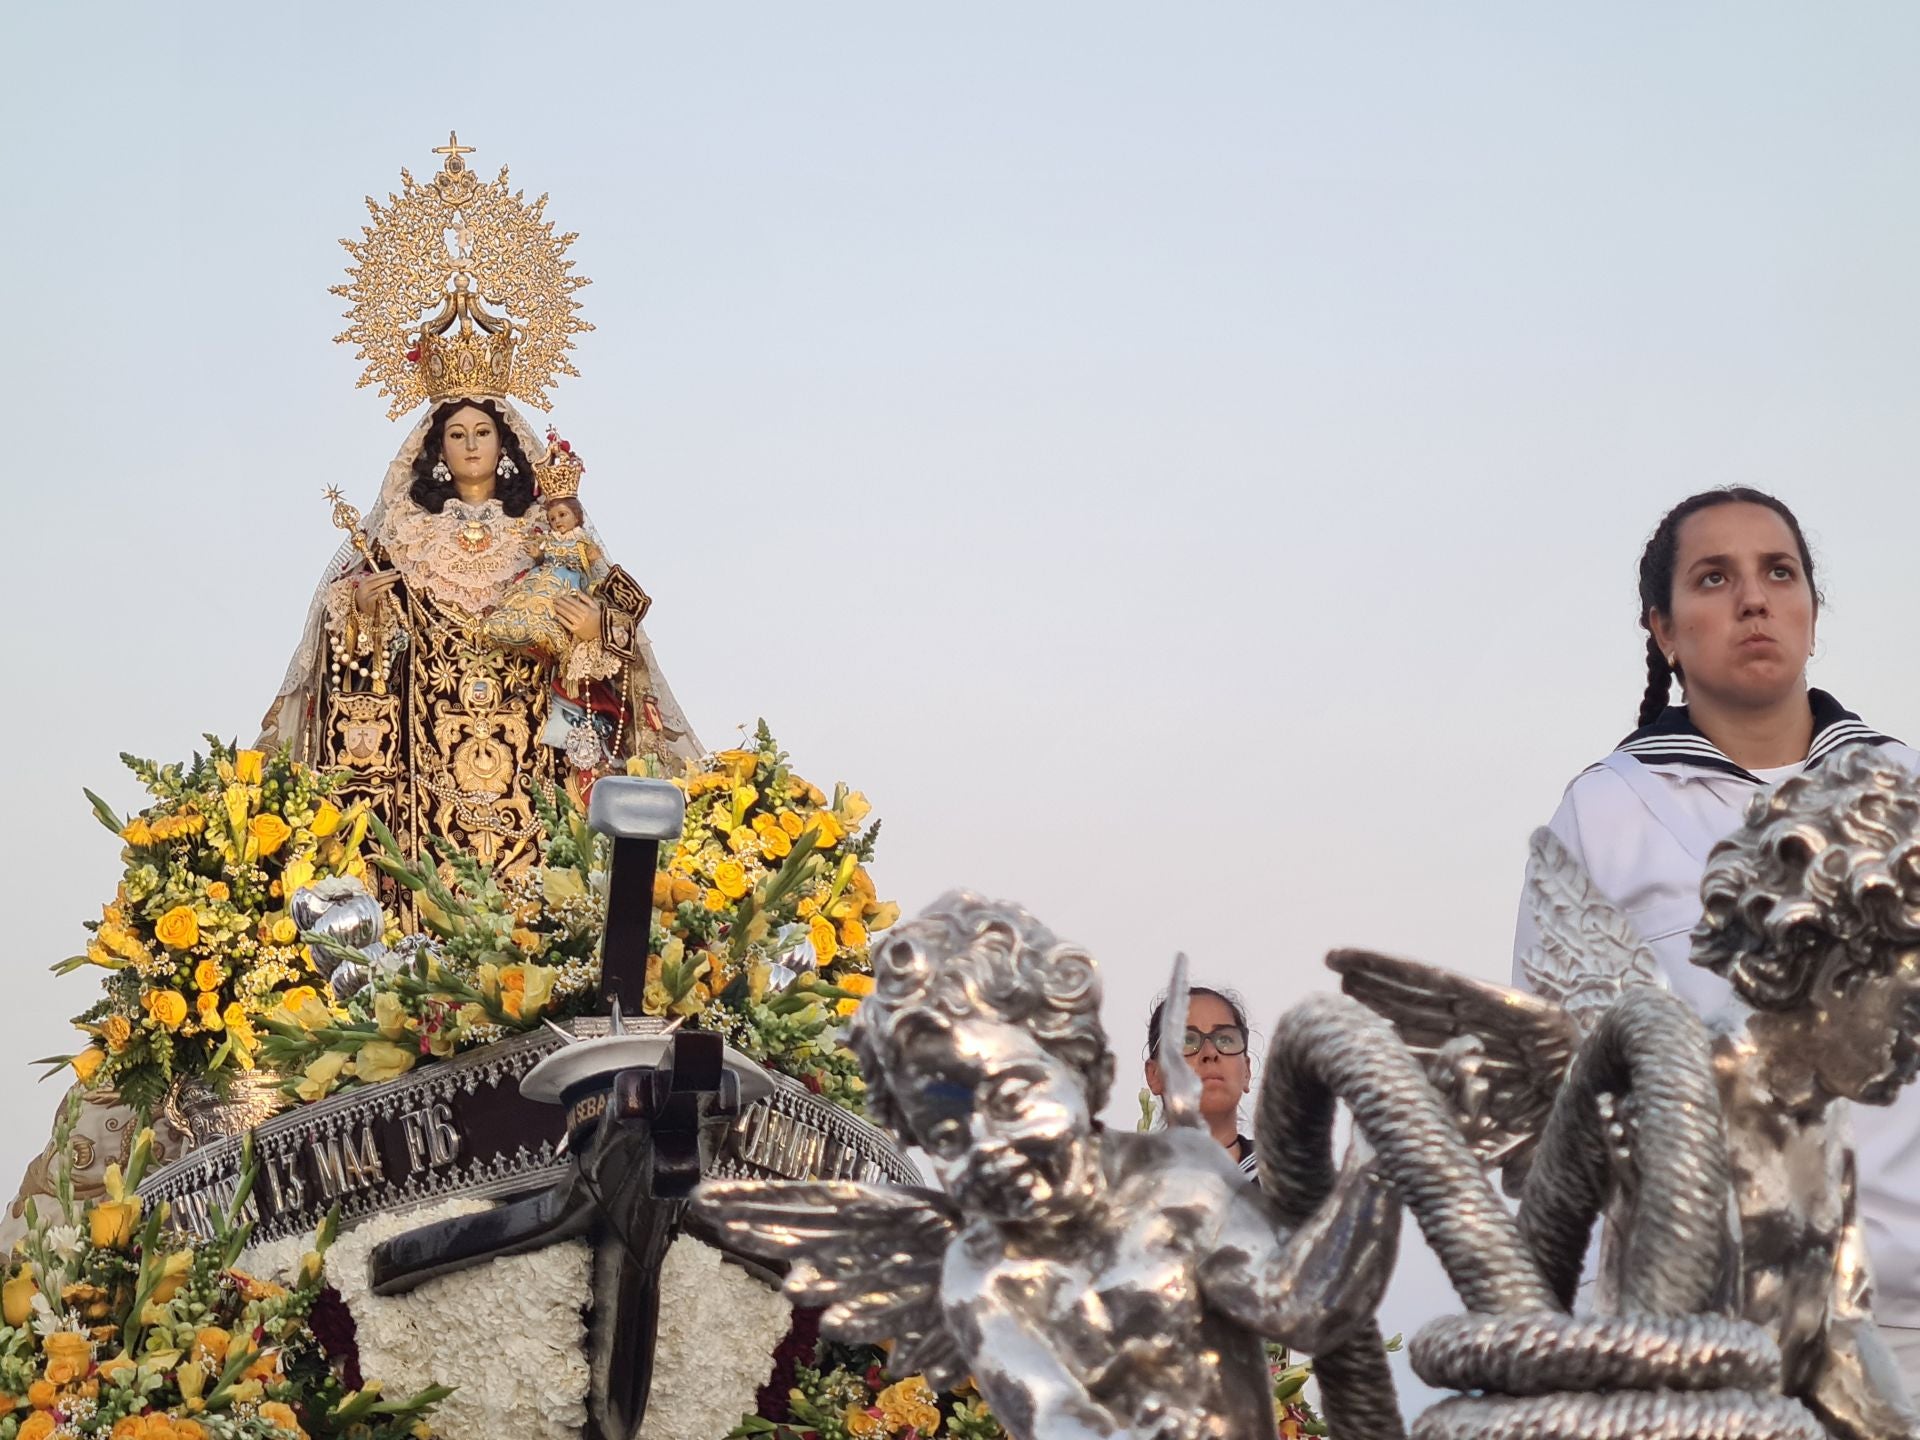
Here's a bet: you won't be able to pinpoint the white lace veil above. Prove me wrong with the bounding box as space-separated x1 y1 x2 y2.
261 397 700 762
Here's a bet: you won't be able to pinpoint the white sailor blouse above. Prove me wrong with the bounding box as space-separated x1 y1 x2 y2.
1511 689 1920 1327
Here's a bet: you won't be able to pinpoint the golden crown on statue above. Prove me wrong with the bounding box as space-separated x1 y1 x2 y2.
333 134 594 419
535 429 585 500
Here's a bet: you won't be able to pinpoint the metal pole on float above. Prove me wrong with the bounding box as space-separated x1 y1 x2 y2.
588 778 687 1019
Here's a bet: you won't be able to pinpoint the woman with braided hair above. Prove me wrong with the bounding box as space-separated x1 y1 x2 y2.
1511 486 1920 1389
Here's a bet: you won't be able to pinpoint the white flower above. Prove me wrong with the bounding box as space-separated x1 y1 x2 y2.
636 1237 790 1440
243 1199 591 1440
44 1225 82 1260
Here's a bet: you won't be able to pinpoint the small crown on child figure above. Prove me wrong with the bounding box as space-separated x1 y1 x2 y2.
537 427 585 501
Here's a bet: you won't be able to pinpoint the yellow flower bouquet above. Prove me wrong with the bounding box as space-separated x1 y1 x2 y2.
0 1099 448 1440
48 741 373 1116
261 722 897 1112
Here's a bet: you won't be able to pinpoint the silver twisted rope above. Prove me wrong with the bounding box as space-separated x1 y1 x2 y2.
1257 991 1824 1440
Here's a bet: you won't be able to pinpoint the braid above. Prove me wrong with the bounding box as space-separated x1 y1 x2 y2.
1637 634 1672 728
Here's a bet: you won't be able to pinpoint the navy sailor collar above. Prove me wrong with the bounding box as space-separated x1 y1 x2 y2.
1613 689 1900 782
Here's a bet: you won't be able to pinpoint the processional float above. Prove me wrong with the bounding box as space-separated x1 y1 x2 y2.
19 132 1920 1440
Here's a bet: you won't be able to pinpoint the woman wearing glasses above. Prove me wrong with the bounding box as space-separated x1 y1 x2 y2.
1144 986 1257 1177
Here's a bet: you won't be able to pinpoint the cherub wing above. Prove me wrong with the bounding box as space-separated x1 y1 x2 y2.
1520 825 1666 1032
690 1180 969 1389
1326 947 1579 1191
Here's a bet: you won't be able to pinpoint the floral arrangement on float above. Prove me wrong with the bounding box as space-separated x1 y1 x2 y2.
729 1336 1005 1440
0 1103 446 1440
259 722 897 1113
48 743 373 1116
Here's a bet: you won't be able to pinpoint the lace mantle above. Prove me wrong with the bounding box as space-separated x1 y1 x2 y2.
379 499 540 614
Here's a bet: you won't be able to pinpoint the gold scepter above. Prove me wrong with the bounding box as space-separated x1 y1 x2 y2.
322 487 393 695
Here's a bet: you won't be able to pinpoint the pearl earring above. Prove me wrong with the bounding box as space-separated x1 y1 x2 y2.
432 460 451 484
1665 653 1676 668
496 455 518 479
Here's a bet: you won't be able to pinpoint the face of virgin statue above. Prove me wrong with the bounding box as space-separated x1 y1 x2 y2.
440 405 503 497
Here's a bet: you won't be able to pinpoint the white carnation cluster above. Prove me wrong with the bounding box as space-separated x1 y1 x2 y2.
244 1197 591 1440
637 1236 792 1440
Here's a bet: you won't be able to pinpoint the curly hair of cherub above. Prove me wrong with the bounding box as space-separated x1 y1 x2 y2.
846 890 1114 1137
1694 746 1920 1010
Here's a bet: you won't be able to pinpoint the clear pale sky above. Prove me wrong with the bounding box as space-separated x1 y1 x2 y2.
8 1 1920 1416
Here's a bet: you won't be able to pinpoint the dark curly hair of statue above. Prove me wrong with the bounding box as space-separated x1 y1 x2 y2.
1693 746 1920 1011
407 398 538 517
1634 488 1822 728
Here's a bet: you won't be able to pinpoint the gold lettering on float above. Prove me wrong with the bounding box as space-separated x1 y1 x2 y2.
399 1102 463 1175
730 1107 888 1185
307 1124 385 1200
264 1150 307 1213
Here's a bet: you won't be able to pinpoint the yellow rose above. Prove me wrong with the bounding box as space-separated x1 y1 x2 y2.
838 917 868 950
839 972 876 997
843 1405 883 1439
760 827 792 859
42 1332 92 1387
25 1379 54 1409
308 800 342 838
150 1250 192 1303
293 1050 349 1103
233 750 265 784
190 1327 230 1365
497 968 527 1019
257 1401 305 1439
205 881 230 902
3 1269 39 1326
777 810 805 838
176 1422 208 1440
70 1048 106 1085
808 915 838 965
19 1411 55 1440
271 917 298 945
249 814 292 858
519 964 557 1021
352 1041 416 1085
89 1197 141 1249
712 861 749 900
373 991 410 1040
153 906 199 951
701 888 726 913
102 1014 132 1053
876 1375 941 1435
541 867 588 907
652 872 675 909
144 990 189 1030
715 749 758 782
280 858 316 899
195 994 224 1030
193 960 223 993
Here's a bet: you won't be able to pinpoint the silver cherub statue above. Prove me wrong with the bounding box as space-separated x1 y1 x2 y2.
694 892 1402 1440
1336 745 1920 1440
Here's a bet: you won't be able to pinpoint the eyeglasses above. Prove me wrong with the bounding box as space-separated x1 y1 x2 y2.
1182 1024 1247 1057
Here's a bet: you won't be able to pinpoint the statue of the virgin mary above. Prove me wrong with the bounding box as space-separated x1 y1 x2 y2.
261 136 700 883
